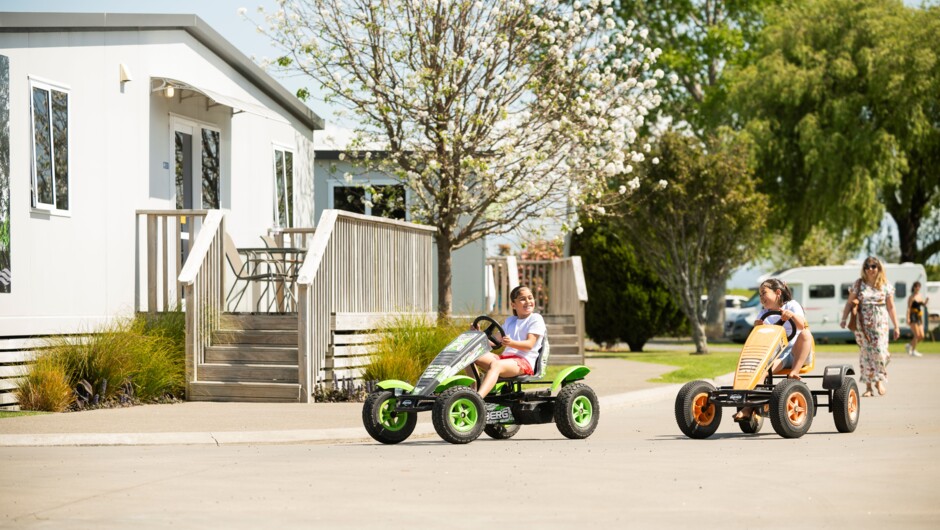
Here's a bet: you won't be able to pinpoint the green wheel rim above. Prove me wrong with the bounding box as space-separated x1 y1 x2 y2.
572 395 593 427
448 397 479 433
378 398 408 432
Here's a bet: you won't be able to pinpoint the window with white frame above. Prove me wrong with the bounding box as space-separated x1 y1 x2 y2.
331 182 406 220
30 79 70 211
273 147 294 228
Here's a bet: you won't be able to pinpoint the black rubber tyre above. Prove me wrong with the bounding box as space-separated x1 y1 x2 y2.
554 383 600 439
362 390 417 444
432 387 486 444
675 380 722 439
832 377 860 433
737 408 765 434
769 379 814 438
484 423 521 440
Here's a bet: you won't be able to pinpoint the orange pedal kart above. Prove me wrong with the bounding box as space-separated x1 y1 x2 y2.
675 311 860 439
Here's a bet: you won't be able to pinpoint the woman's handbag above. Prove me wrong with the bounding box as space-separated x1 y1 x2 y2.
847 279 862 332
847 299 860 332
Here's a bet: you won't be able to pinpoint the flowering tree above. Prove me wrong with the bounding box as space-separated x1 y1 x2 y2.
255 0 666 316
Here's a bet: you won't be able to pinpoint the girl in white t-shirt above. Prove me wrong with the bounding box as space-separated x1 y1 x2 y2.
473 285 546 398
733 278 815 421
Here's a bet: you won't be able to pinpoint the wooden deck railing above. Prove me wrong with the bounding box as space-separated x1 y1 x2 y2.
296 210 436 402
136 209 209 312
177 210 225 396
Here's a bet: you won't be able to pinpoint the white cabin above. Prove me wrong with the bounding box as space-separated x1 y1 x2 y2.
0 12 324 336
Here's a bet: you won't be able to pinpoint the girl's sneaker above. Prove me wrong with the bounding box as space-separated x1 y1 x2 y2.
906 343 913 356
912 349 923 357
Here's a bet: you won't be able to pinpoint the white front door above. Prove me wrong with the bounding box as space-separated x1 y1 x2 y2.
171 116 221 211
170 117 221 263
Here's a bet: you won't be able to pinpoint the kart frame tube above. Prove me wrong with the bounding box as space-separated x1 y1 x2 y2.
708 374 836 417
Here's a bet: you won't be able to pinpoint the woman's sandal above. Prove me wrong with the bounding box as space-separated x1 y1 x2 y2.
877 381 887 396
862 389 874 397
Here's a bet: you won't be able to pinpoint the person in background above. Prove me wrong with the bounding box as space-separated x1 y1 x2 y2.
840 257 900 397
906 281 927 357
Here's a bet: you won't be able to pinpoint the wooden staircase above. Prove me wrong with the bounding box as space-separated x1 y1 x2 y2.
544 314 583 365
187 314 302 402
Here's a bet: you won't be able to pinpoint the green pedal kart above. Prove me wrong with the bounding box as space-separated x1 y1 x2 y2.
362 316 600 444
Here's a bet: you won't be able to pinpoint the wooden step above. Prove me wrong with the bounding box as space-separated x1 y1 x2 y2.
198 363 299 383
220 313 297 331
188 381 301 402
204 345 298 365
542 314 575 325
212 330 298 346
546 324 577 335
547 334 580 346
550 353 584 366
549 344 581 356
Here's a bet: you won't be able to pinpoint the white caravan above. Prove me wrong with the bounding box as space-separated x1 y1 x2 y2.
725 263 929 342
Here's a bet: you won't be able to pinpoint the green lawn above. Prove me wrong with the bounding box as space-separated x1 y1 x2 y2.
589 339 940 384
590 349 741 383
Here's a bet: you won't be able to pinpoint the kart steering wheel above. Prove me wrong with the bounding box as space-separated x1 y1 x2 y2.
761 310 798 342
472 316 506 348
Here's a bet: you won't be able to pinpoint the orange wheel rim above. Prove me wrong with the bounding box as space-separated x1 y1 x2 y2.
692 393 715 425
787 392 808 426
848 389 859 420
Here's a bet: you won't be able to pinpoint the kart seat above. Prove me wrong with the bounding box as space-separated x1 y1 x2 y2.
771 343 816 375
499 336 550 383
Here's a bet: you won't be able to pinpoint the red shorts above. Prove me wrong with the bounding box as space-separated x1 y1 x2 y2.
499 354 534 376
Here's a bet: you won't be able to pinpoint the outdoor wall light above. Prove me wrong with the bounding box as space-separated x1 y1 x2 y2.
119 63 132 84
165 85 175 98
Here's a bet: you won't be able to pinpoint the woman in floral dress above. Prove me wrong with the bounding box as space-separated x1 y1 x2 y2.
840 257 901 397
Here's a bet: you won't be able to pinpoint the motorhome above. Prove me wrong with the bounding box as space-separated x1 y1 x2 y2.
725 263 929 342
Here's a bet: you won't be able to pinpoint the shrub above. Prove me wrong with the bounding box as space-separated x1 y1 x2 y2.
17 312 186 412
15 356 73 412
363 315 468 384
571 218 687 352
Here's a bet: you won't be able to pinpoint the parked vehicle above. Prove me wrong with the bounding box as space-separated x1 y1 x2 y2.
677 312 860 439
701 294 750 319
927 281 940 323
725 263 928 343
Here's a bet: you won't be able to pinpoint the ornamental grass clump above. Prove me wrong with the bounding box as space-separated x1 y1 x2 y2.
15 312 186 412
16 356 73 413
364 315 469 385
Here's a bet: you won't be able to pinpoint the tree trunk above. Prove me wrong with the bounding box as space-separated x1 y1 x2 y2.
680 287 709 354
705 280 726 340
894 211 920 263
690 319 709 354
436 236 453 320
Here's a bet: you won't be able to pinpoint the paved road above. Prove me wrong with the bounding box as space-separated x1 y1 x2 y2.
1 354 938 529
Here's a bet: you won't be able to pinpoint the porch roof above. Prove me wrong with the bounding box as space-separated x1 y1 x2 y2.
151 76 290 124
0 11 324 131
